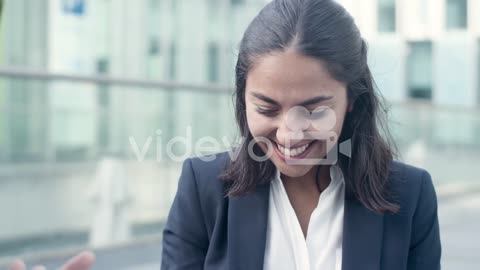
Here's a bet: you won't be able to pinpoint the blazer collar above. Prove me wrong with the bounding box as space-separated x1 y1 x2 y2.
342 196 385 270
227 183 270 270
227 183 384 270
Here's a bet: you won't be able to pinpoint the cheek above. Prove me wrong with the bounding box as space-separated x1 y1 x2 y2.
330 105 348 140
246 106 274 137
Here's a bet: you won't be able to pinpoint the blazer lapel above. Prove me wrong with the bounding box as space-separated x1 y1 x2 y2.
227 183 270 270
342 197 384 270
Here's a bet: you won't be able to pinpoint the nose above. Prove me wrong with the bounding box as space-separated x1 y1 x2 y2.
275 114 306 147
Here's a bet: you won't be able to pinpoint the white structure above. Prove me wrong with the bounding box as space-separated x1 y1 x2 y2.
88 157 132 247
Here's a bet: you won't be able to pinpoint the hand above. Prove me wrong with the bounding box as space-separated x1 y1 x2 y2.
8 251 95 270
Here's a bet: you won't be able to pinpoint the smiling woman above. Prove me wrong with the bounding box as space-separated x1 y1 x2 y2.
161 0 440 270
161 0 441 269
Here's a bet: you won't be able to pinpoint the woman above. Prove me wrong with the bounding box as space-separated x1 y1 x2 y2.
161 0 441 269
10 0 441 269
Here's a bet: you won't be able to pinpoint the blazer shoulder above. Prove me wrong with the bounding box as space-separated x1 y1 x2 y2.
388 161 437 216
389 160 430 184
188 151 231 176
188 150 231 184
186 150 232 201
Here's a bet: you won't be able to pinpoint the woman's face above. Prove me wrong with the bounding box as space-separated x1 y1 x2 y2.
245 49 350 178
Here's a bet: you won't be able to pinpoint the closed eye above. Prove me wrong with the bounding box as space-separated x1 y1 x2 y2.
256 106 279 116
310 108 327 119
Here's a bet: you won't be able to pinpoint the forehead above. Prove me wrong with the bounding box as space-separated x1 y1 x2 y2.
245 50 346 102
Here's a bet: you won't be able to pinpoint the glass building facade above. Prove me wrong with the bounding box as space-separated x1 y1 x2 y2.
0 0 268 163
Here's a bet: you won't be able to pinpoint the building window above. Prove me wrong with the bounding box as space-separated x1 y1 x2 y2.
231 0 244 6
96 58 110 150
407 41 433 100
207 42 219 83
478 39 480 105
168 42 177 80
378 0 396 33
148 37 161 56
96 58 110 107
446 0 468 30
9 111 30 162
8 83 30 161
150 0 160 10
96 58 109 74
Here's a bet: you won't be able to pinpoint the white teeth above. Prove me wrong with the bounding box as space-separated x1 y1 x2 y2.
277 143 310 157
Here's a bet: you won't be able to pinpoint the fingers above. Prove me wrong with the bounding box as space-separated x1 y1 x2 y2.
7 251 95 270
8 260 45 270
59 251 96 270
8 259 26 270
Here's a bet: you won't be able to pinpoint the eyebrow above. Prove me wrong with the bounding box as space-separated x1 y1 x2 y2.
250 92 334 107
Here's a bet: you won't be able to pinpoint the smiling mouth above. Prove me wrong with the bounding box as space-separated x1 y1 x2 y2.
273 141 316 159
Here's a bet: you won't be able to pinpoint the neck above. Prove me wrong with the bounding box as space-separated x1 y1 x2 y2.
281 165 332 193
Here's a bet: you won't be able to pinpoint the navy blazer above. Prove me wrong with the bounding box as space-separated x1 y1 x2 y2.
161 152 441 270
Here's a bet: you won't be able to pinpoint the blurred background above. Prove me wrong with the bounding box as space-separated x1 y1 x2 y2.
0 0 479 269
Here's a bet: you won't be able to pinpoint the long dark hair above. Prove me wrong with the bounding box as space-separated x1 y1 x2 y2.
221 0 399 213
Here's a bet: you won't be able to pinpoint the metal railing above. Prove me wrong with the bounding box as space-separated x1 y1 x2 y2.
0 67 232 93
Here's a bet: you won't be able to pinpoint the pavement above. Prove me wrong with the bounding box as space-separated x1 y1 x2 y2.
439 191 480 269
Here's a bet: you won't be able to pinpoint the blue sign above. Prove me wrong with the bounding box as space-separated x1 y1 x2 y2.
62 0 85 16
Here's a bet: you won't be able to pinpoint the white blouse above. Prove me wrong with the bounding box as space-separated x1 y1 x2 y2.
263 164 345 270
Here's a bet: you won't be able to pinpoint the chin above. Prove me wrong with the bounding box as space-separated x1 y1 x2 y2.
275 163 314 178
